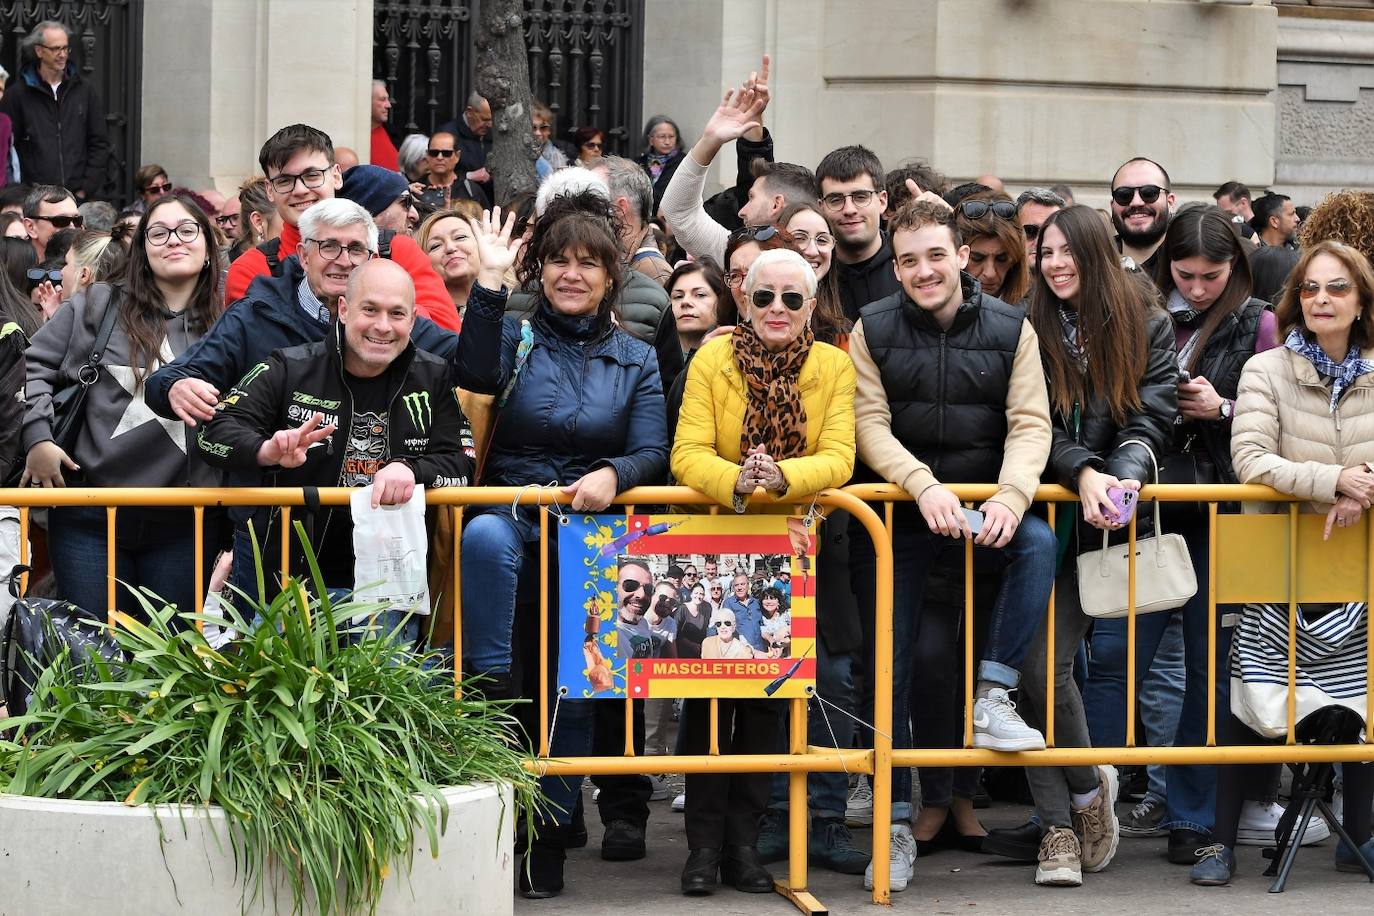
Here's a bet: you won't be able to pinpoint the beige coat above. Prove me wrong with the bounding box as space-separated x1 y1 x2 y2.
1230 345 1374 513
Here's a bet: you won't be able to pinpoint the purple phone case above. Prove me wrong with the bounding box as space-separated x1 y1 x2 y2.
1107 487 1137 524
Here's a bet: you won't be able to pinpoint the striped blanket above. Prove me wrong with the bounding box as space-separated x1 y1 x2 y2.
1230 602 1370 739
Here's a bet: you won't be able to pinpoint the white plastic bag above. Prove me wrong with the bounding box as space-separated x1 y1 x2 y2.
350 484 430 623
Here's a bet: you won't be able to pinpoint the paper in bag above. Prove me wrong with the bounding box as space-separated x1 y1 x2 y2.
351 484 430 622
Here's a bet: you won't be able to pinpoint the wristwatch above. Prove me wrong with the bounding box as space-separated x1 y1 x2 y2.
1218 399 1233 420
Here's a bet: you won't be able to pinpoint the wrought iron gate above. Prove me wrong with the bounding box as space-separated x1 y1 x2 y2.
374 0 644 156
0 0 143 205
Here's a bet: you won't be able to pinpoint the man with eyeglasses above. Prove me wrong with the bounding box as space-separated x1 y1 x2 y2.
0 20 109 201
216 195 242 243
417 130 490 213
21 184 80 260
197 257 474 646
224 123 457 330
149 198 457 432
1015 188 1067 260
816 145 902 320
1110 157 1176 274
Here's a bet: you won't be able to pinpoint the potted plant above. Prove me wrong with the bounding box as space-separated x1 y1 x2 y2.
0 527 538 915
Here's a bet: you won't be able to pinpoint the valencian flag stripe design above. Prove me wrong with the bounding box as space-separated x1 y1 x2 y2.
558 513 817 699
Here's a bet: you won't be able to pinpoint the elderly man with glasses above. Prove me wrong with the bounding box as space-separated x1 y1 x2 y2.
0 20 109 200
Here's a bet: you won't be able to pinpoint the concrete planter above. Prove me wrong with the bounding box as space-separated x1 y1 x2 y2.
0 783 513 916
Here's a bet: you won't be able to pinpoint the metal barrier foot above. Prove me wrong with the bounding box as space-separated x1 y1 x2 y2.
775 883 829 915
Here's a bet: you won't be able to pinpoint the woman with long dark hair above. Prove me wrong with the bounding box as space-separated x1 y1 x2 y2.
1011 205 1177 886
667 259 730 356
1082 205 1280 852
21 194 221 619
455 192 668 899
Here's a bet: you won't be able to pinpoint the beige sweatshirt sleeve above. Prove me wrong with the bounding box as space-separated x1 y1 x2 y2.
850 319 939 500
988 319 1052 519
659 152 729 267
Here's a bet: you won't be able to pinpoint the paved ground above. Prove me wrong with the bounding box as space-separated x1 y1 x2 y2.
514 778 1374 916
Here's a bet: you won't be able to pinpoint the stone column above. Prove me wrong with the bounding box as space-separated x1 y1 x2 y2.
1275 13 1374 202
141 0 374 196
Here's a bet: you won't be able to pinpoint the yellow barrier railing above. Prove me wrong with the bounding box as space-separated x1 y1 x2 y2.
4 483 1373 912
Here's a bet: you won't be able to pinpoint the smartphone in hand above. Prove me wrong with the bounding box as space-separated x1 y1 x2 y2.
1107 487 1137 525
961 507 985 535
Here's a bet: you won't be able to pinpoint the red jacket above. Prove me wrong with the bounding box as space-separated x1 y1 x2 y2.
371 124 399 172
224 222 461 331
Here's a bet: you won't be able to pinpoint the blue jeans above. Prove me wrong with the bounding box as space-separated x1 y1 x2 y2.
767 639 857 820
48 506 198 620
851 510 1057 820
1078 517 1227 833
459 507 540 675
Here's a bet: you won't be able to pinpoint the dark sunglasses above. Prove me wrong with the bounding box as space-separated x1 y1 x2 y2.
1023 224 1042 241
34 214 83 229
619 577 653 594
144 181 173 195
959 200 1017 221
26 268 62 284
1110 184 1166 207
427 148 457 158
751 289 807 311
653 594 680 613
728 224 779 245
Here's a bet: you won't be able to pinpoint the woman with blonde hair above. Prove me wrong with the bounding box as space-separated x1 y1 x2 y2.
417 208 480 321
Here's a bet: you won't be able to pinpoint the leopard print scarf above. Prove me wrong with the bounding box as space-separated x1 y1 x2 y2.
732 320 813 461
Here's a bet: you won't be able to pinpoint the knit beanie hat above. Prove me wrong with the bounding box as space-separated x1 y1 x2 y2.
339 165 408 217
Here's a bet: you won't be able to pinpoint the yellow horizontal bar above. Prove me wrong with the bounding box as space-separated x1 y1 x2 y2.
524 749 873 777
0 483 1319 508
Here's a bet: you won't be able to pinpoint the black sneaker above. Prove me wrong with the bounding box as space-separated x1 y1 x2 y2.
757 809 787 863
1168 828 1210 865
809 817 870 874
601 819 647 861
1120 796 1167 839
981 819 1041 863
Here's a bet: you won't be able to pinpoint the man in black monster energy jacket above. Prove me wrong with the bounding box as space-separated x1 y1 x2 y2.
197 260 473 620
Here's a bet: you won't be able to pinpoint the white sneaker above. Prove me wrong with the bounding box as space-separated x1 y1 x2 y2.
864 823 917 892
671 793 686 813
846 779 874 826
1236 800 1331 846
648 774 670 801
972 688 1047 751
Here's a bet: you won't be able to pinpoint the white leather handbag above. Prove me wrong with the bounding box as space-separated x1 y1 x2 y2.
1076 439 1198 619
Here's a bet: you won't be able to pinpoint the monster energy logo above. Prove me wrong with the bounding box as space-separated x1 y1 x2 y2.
238 362 270 389
402 391 431 432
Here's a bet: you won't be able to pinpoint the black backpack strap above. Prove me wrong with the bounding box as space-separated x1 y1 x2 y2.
378 228 395 261
257 238 284 277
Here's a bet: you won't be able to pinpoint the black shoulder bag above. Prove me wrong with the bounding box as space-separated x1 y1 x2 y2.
48 290 121 454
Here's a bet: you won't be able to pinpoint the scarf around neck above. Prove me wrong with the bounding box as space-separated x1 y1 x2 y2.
1284 328 1374 413
732 320 813 462
645 148 679 181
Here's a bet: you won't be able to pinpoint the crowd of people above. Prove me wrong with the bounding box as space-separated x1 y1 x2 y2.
1 20 1373 905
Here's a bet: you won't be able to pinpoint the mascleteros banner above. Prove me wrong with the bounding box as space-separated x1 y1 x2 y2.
557 513 817 700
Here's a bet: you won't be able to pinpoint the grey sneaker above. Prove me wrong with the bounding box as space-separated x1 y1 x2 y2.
1036 827 1083 887
972 688 1046 752
1120 796 1168 838
1072 765 1120 873
846 779 874 827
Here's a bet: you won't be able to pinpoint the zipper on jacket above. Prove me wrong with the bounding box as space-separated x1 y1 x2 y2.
936 331 947 453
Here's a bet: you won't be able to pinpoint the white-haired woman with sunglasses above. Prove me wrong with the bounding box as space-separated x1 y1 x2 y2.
671 247 857 896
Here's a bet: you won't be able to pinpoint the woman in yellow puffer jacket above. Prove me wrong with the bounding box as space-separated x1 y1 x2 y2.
670 248 856 896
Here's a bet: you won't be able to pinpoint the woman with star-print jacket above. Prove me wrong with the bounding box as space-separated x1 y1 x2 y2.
21 196 222 621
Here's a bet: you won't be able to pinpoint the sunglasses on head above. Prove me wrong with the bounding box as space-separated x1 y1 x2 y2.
619 577 653 594
959 200 1017 221
751 289 806 311
728 224 779 245
1110 184 1166 207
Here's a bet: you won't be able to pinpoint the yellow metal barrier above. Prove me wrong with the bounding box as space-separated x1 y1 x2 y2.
5 482 1374 912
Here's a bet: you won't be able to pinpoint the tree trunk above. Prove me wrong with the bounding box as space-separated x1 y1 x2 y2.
473 0 538 203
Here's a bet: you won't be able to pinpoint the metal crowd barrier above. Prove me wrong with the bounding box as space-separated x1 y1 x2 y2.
4 483 1373 913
